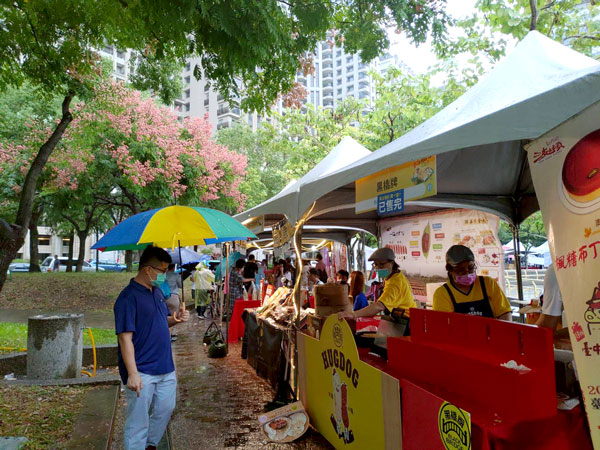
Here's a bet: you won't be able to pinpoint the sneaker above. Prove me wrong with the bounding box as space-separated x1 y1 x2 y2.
198 314 205 319
170 335 178 342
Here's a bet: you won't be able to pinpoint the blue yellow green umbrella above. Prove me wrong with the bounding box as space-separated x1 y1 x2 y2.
92 205 256 251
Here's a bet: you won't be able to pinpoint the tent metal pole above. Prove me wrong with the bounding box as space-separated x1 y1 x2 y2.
359 232 366 273
512 226 524 302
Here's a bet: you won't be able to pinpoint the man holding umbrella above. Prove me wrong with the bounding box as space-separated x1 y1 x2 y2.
114 245 190 450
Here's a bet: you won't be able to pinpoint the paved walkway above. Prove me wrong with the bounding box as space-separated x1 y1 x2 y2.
106 313 331 449
168 316 331 449
0 309 114 329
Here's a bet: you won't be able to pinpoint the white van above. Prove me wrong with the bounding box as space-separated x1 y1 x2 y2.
41 256 104 273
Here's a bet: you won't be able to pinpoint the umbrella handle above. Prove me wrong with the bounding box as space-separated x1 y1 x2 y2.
172 240 185 323
173 301 185 322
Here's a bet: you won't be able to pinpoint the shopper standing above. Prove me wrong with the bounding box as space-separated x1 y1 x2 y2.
114 246 189 450
242 254 259 299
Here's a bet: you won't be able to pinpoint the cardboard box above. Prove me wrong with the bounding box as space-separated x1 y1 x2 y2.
314 283 350 305
258 401 310 443
305 313 356 338
519 299 542 324
314 283 352 316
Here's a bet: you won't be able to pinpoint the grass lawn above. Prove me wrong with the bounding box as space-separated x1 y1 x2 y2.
0 271 194 311
0 384 95 449
0 322 116 355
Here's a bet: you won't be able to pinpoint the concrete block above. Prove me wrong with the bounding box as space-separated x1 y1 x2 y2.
27 313 84 379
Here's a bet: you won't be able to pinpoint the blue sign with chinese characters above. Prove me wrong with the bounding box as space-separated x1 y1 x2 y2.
377 190 404 216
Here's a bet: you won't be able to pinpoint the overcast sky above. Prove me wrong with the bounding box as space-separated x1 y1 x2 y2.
389 0 478 73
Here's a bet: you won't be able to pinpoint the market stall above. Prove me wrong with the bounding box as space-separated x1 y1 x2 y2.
236 30 600 449
291 31 600 449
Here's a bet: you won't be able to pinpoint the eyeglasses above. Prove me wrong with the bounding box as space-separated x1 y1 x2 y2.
146 265 168 274
451 264 477 276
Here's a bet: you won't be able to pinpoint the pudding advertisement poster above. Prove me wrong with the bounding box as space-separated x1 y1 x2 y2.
526 102 600 447
380 209 504 289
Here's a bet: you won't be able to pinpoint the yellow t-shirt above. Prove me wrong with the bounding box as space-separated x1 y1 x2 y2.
378 271 417 314
433 276 511 318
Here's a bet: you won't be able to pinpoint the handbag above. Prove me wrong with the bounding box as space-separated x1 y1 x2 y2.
203 321 220 345
208 335 228 358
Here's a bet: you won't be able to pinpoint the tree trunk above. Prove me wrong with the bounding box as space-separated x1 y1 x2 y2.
529 0 537 30
125 250 133 272
0 224 24 289
28 219 41 272
76 230 88 272
28 203 43 272
66 232 75 272
0 94 73 294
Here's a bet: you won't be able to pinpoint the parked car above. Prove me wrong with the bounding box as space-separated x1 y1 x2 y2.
88 259 127 272
40 256 105 273
8 262 30 272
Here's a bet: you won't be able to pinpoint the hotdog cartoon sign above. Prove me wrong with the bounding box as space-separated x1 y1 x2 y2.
526 101 600 448
298 316 402 449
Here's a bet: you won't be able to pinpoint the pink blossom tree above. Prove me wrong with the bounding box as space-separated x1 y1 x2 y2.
2 79 247 271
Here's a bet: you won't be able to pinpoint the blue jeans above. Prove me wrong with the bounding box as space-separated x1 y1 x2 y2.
124 371 177 450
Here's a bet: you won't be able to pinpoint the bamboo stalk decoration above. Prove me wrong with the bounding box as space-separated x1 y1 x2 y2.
292 202 316 324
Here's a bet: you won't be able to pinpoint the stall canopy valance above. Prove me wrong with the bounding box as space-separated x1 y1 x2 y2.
298 31 600 228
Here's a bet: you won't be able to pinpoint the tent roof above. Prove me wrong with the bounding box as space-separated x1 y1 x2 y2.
530 241 550 254
296 31 600 228
236 136 371 224
502 241 526 252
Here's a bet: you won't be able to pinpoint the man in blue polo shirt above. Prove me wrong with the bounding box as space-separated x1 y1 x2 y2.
114 245 190 450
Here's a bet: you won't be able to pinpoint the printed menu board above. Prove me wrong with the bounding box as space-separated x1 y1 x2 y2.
380 209 504 289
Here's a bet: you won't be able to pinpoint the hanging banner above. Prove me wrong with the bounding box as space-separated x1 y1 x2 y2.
331 241 349 275
298 316 402 449
526 101 600 448
355 156 437 214
234 240 248 250
272 218 294 248
380 209 505 289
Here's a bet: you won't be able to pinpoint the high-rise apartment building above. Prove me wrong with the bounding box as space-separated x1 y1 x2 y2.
174 44 401 133
97 44 137 83
174 57 252 130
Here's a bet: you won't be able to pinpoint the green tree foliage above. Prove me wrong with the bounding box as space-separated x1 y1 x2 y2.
363 67 466 149
217 99 373 208
216 123 285 210
0 0 453 289
498 212 546 248
264 100 370 179
473 0 600 57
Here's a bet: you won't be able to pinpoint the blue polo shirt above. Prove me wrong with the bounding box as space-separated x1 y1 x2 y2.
114 279 174 384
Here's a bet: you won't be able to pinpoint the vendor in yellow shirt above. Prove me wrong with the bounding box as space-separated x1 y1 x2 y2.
338 247 416 320
433 245 512 321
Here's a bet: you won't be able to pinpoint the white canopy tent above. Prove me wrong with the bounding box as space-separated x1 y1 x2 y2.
236 31 600 300
530 241 551 267
236 136 371 225
530 241 550 255
293 31 600 230
502 241 527 253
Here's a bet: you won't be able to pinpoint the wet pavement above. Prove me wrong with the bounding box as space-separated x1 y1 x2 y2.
0 308 114 329
168 315 332 449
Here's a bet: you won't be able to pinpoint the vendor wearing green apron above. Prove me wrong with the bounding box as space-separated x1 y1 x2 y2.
338 247 416 320
433 245 512 321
